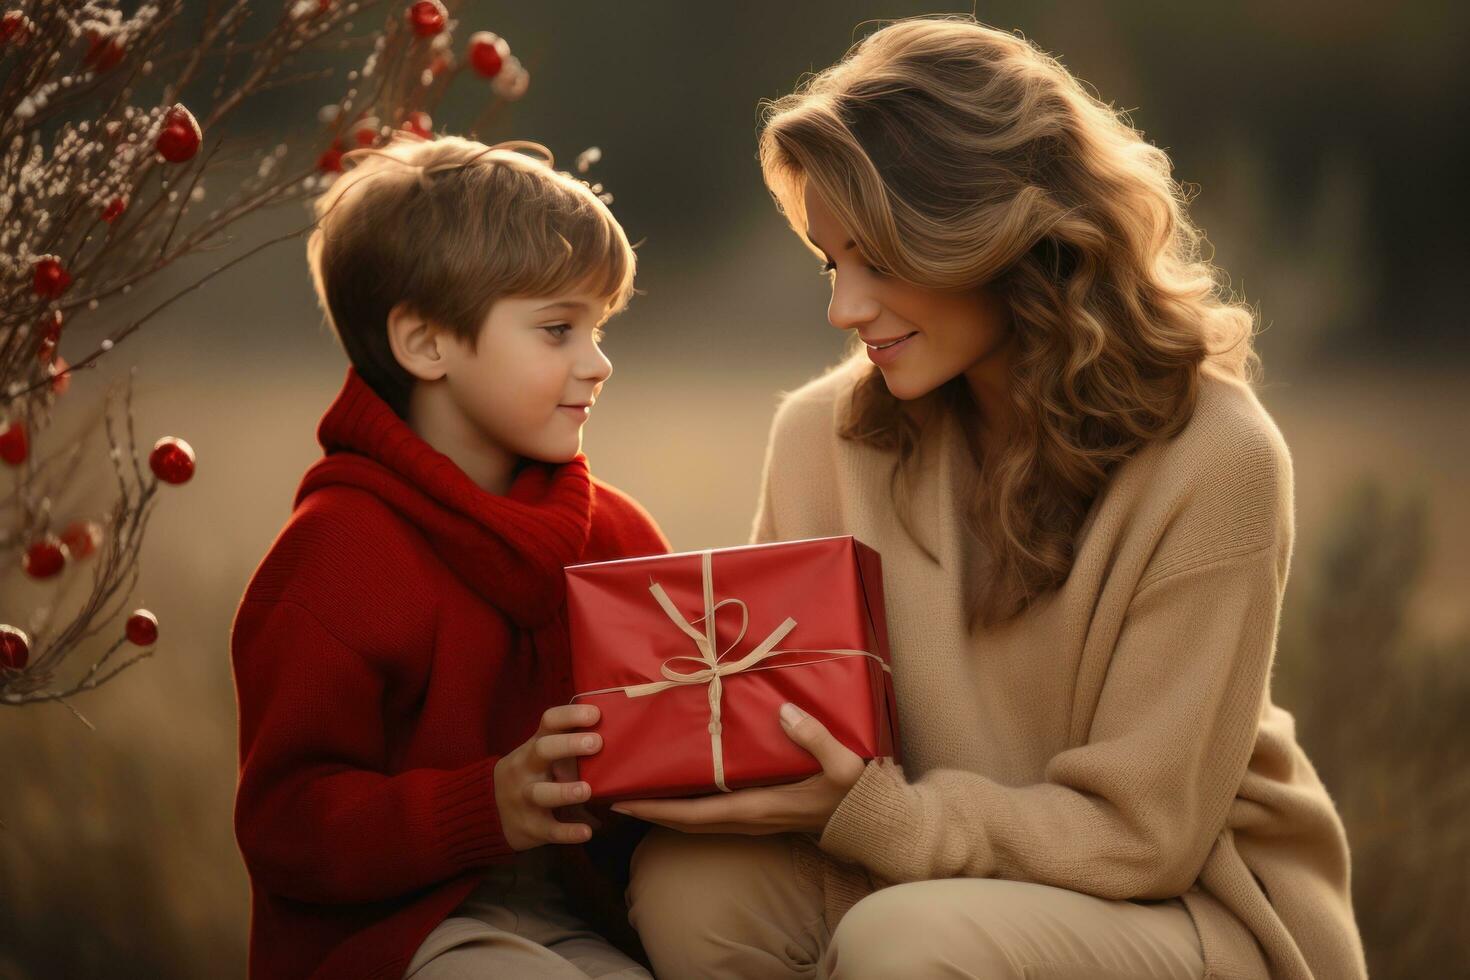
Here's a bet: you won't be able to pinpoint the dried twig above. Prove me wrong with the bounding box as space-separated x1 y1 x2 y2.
0 0 536 713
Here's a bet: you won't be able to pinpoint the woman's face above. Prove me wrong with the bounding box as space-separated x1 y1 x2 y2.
803 184 1010 401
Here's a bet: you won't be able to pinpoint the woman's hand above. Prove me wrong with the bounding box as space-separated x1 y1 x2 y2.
609 702 866 835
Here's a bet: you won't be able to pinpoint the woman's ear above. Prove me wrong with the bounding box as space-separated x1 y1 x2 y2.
387 301 449 381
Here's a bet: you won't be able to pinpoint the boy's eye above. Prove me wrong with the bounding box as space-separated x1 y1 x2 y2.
543 323 572 338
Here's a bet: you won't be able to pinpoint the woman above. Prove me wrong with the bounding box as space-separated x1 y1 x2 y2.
613 16 1365 980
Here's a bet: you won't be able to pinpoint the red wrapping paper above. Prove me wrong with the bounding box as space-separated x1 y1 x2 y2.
564 535 900 802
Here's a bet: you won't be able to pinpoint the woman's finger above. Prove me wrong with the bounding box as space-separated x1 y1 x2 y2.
615 788 772 826
636 816 779 836
778 703 866 785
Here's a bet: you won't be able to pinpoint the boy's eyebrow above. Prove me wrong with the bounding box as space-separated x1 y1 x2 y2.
535 300 593 314
804 231 856 255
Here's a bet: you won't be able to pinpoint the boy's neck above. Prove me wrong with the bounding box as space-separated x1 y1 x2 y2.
406 380 520 496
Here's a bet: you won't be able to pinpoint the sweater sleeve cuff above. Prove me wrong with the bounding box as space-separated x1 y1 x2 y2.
817 759 919 877
420 756 514 871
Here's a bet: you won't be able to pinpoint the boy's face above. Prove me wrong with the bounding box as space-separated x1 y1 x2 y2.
438 288 613 465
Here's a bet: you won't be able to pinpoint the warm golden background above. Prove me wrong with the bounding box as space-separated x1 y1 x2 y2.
2 2 1466 977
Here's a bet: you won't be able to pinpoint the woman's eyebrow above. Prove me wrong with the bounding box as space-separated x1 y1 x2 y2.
804 232 856 255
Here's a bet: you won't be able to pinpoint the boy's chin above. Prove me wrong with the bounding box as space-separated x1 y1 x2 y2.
521 438 583 466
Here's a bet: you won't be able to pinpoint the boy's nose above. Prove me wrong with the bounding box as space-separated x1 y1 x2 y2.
578 345 612 383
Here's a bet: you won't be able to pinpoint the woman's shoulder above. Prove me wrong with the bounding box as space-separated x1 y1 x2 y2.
1117 368 1296 585
1154 367 1293 491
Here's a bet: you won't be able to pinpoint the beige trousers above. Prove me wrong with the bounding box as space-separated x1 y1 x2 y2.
405 847 651 979
626 829 1205 980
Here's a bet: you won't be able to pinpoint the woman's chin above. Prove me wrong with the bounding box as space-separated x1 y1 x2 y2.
876 366 940 401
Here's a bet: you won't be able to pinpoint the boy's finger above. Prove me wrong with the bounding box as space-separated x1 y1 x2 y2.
534 731 602 764
526 780 591 809
556 803 603 832
534 815 593 845
539 703 600 734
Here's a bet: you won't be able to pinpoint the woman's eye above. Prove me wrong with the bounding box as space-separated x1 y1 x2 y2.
543 323 572 338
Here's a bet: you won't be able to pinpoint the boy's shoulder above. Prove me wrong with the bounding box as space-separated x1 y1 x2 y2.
587 475 671 560
236 484 437 642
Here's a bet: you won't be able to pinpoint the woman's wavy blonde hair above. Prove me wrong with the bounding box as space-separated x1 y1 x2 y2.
759 15 1260 629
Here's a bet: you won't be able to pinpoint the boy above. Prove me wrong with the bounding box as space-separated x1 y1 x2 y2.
231 134 667 979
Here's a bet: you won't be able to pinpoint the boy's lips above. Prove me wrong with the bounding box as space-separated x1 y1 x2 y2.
558 402 592 420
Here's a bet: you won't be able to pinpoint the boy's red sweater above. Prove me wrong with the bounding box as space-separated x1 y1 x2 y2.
230 367 669 980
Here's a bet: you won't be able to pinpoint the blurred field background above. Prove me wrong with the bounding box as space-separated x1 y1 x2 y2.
2 2 1467 977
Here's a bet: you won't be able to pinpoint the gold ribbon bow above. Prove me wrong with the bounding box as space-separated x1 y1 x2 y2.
572 550 889 792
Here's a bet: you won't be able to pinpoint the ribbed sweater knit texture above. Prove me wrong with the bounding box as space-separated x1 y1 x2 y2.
751 355 1366 980
230 366 669 980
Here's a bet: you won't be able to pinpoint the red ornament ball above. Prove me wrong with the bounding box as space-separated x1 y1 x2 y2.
126 609 159 647
149 436 196 484
0 625 30 671
156 104 202 163
102 196 127 222
32 256 71 299
23 536 67 579
401 110 433 139
353 118 380 147
1 11 30 45
468 32 508 78
85 33 125 71
317 141 344 173
407 0 447 37
0 418 27 465
60 520 103 560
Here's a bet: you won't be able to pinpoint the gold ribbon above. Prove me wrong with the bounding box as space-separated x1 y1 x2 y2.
572 550 889 792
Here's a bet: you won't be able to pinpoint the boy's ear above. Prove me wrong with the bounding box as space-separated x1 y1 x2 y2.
387 301 449 382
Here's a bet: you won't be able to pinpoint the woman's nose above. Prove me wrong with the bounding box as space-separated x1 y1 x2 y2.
827 278 880 332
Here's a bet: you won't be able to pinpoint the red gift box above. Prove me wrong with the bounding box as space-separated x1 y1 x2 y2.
564 535 900 802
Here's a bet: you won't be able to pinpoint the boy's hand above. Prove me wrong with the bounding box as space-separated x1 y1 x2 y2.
494 704 604 851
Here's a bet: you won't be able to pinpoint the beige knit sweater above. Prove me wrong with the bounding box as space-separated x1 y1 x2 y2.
749 354 1365 980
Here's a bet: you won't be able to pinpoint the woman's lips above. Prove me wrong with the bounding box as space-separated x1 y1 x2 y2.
864 331 919 366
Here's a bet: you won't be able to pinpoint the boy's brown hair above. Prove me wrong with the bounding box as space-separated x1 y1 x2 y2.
305 134 637 417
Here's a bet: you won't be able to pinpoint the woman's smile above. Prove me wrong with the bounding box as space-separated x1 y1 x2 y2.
863 330 919 365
